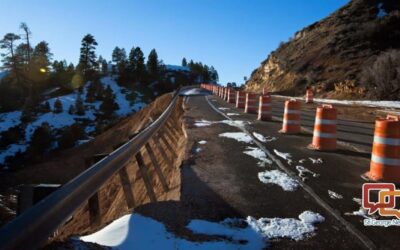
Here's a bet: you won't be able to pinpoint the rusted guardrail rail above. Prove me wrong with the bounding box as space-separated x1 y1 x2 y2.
0 89 182 250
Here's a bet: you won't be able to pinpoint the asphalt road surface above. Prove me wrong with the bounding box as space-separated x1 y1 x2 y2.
175 87 398 250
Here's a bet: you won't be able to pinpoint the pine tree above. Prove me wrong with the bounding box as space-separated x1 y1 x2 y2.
101 59 108 75
42 101 51 113
31 41 52 84
78 34 98 78
128 46 146 82
28 122 53 156
182 57 187 67
53 98 63 113
68 104 76 114
75 93 85 115
100 85 119 117
0 33 22 82
147 49 159 81
86 81 96 103
19 23 32 64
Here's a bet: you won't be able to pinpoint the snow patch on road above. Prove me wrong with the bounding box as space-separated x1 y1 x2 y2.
273 149 293 165
328 190 343 200
194 119 214 127
80 212 324 249
219 132 253 144
252 132 277 143
221 120 251 128
258 169 299 191
296 166 319 181
243 146 272 167
198 140 207 145
309 157 323 164
218 107 230 110
227 113 240 116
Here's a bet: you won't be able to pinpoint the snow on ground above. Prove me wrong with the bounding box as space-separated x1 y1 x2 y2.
219 132 253 144
80 211 324 249
243 146 272 167
198 140 207 145
258 169 299 191
309 158 323 164
194 119 214 127
296 166 319 180
273 149 293 165
352 197 362 206
328 190 343 200
377 2 387 18
194 119 250 129
273 95 400 109
0 111 22 133
345 208 372 219
252 132 277 143
221 120 251 128
0 76 146 166
218 107 230 110
227 113 240 116
195 147 202 153
0 144 27 166
180 88 205 96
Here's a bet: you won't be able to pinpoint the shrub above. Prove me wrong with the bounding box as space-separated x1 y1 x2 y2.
361 49 400 100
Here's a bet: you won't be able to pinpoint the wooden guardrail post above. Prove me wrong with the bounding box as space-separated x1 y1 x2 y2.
85 154 108 228
158 133 178 158
118 166 136 209
151 137 174 168
145 143 169 191
135 151 157 202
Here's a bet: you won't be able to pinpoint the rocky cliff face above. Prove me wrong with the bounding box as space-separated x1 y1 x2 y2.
245 0 400 99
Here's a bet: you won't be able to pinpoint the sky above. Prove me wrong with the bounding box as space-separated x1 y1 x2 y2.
0 0 349 84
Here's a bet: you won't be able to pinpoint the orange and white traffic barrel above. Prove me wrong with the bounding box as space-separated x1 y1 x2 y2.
236 91 246 109
228 89 236 104
224 88 229 101
245 93 258 114
279 99 301 134
262 86 269 96
306 89 314 103
308 105 337 151
258 95 272 121
365 115 400 182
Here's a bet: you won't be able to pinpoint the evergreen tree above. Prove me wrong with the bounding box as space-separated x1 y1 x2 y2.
19 23 32 64
147 49 159 81
41 101 51 113
75 93 85 115
28 123 53 156
100 85 119 117
128 46 146 82
31 41 52 85
78 34 98 77
68 104 76 114
0 33 22 82
53 98 63 113
86 81 96 103
101 58 108 75
182 57 187 67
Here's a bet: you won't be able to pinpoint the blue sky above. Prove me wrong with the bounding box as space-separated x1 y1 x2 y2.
0 0 349 84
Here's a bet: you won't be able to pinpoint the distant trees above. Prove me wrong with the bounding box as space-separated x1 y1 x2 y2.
187 60 219 83
182 57 187 67
28 123 53 156
128 46 146 82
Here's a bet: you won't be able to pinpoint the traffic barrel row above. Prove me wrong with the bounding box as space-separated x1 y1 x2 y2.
201 84 400 183
245 93 258 114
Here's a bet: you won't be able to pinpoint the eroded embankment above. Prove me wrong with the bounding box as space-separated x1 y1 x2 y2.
0 92 188 244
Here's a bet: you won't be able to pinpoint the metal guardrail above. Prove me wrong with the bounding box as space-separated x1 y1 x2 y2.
0 89 181 250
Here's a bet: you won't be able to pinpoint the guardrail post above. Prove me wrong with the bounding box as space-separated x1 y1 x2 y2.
135 152 157 202
145 143 169 192
165 122 180 142
118 166 136 209
151 137 174 168
166 120 180 136
85 154 108 227
158 133 178 158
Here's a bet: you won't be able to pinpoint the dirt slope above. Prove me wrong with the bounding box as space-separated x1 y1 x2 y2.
245 0 400 99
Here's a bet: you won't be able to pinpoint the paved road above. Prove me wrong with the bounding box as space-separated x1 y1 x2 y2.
173 88 398 250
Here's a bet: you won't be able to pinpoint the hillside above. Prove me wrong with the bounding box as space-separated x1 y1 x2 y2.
245 0 400 100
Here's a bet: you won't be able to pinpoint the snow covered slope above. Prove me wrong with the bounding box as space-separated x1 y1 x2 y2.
0 76 146 167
